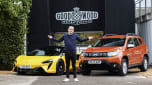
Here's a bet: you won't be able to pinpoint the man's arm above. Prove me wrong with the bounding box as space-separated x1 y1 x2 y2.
48 35 64 42
76 35 93 42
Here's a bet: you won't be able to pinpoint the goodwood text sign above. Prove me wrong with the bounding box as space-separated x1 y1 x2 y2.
55 7 99 25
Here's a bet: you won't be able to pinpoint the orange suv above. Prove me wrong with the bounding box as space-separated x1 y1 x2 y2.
80 33 149 76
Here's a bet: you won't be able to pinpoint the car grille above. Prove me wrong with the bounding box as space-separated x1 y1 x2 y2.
85 52 108 57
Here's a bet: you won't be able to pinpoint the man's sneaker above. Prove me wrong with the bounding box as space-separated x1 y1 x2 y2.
74 78 79 82
63 78 70 82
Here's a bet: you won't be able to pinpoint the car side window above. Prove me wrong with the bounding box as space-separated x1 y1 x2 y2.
138 38 143 44
133 38 140 47
127 38 134 45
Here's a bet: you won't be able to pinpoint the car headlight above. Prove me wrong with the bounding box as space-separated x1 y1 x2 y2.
42 59 53 63
107 50 119 57
80 52 89 57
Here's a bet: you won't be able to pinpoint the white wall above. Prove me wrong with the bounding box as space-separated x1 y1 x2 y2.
136 20 152 65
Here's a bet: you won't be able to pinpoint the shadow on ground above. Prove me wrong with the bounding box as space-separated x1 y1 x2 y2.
13 68 141 77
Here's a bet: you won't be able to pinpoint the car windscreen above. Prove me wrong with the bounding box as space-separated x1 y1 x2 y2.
27 47 63 56
93 38 126 47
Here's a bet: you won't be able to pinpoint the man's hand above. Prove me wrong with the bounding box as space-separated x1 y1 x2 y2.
48 35 53 39
88 36 93 40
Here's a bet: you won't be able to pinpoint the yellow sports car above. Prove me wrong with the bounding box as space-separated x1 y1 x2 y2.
12 46 81 75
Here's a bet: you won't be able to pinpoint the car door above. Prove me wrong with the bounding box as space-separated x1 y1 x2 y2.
138 38 146 63
133 38 142 64
127 38 137 65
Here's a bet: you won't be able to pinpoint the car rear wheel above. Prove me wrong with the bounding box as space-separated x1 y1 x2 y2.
119 59 128 76
56 60 65 75
139 57 148 72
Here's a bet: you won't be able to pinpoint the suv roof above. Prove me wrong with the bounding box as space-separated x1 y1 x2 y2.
103 33 141 39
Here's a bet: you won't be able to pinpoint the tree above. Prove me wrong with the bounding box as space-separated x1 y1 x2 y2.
0 0 32 70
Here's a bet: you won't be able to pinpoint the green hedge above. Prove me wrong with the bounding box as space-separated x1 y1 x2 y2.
0 0 32 70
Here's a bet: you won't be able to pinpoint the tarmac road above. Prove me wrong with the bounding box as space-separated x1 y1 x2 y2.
0 70 152 85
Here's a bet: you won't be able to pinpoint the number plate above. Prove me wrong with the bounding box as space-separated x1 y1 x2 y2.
20 65 32 69
88 60 102 64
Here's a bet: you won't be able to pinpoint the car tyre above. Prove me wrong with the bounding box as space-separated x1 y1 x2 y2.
119 59 128 76
56 60 65 75
139 57 148 72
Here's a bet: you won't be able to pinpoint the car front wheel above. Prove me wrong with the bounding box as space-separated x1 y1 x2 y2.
119 59 128 76
56 60 65 75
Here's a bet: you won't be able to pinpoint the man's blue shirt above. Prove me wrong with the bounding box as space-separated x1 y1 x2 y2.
52 33 89 52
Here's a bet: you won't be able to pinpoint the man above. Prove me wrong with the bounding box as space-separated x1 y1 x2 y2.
48 26 93 82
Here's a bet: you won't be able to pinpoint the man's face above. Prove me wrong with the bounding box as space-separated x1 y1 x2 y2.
68 26 74 35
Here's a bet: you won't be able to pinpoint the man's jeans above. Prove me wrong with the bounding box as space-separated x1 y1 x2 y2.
65 51 77 78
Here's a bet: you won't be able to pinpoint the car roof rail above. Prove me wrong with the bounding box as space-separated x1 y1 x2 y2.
103 34 119 38
126 33 138 37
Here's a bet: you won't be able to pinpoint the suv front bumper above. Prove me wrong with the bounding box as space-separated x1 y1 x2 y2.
80 60 121 70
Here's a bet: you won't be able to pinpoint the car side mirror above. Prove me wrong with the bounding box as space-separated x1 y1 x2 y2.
127 44 135 48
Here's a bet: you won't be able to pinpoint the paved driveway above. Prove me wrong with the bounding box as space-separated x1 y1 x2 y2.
0 70 152 85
